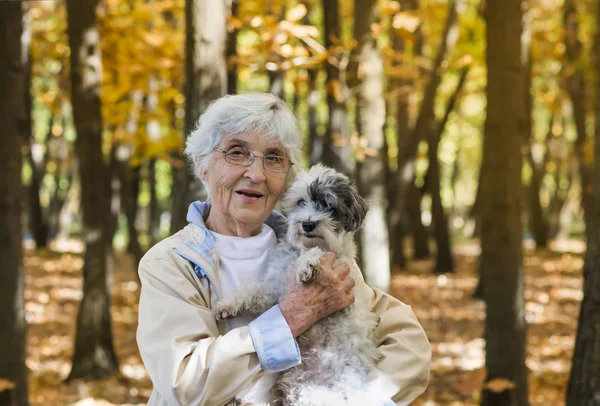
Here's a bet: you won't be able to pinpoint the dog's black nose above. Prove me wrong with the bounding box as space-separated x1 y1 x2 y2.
302 221 317 233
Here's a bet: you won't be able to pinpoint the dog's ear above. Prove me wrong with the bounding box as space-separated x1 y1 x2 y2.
331 178 369 232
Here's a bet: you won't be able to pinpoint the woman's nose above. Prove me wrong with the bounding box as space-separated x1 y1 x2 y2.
302 221 317 233
245 159 266 182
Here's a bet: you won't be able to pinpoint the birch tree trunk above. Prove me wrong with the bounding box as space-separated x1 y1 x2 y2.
171 0 227 233
352 0 390 291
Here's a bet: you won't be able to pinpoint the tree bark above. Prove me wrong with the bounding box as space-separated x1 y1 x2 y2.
65 0 119 380
121 162 143 266
321 0 353 175
527 121 550 249
408 182 430 260
480 0 529 404
393 0 463 236
428 67 469 273
565 0 600 403
0 3 29 404
25 28 49 249
226 0 239 95
171 0 227 234
352 0 390 291
148 159 161 246
563 0 593 226
523 12 549 249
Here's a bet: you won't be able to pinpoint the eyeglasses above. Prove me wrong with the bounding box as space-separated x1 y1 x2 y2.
214 147 294 173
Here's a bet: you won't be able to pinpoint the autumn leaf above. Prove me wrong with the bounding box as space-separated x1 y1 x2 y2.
285 4 307 22
380 1 401 15
0 379 15 392
484 378 517 393
392 12 421 33
327 79 345 103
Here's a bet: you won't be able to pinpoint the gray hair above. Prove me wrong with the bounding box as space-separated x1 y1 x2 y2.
184 93 303 181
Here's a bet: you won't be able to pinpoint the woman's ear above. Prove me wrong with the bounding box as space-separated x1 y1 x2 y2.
195 158 208 181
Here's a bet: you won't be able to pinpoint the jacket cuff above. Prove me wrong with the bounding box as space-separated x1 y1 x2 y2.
248 304 301 374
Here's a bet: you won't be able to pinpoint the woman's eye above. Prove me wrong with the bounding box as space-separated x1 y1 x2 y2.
228 147 247 157
298 199 306 207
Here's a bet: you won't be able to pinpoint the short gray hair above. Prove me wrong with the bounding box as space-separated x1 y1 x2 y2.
184 93 303 180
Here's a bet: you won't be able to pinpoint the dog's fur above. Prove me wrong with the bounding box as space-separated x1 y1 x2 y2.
214 164 382 406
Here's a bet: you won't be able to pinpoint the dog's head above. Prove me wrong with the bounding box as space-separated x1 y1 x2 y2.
282 164 368 250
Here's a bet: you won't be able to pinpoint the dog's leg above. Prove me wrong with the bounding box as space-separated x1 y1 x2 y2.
295 247 325 284
213 283 278 320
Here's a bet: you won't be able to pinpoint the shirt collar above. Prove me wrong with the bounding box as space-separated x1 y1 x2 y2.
186 201 289 240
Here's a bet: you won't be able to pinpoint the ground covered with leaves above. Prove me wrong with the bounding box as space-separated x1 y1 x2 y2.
24 241 583 405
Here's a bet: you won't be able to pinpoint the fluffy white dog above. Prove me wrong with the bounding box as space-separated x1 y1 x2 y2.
214 164 383 406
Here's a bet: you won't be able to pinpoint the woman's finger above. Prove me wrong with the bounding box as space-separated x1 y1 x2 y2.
321 251 337 267
344 277 356 293
336 264 351 279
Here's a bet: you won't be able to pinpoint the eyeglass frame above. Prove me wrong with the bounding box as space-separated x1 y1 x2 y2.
213 147 294 173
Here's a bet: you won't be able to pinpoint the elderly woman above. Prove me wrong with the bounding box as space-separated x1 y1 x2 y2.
137 93 431 406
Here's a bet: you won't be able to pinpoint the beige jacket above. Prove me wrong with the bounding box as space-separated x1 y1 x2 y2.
137 202 431 406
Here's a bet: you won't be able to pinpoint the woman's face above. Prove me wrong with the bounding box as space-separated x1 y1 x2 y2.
201 133 290 236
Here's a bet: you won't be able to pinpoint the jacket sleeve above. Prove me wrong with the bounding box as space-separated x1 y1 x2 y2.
365 286 432 405
136 256 300 406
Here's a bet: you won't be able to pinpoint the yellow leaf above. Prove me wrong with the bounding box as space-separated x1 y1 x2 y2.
0 379 15 392
484 378 516 393
380 1 401 14
393 12 420 33
327 79 345 103
286 4 307 22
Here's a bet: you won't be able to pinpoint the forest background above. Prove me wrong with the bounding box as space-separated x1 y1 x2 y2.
1 0 599 405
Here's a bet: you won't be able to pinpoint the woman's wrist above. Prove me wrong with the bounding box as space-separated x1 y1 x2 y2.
279 297 315 338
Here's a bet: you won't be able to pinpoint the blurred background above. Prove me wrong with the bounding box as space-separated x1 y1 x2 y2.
0 0 598 405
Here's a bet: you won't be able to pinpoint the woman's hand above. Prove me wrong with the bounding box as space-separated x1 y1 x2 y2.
279 252 356 338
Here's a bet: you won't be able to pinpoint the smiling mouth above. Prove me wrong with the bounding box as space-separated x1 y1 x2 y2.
236 191 264 198
301 232 322 239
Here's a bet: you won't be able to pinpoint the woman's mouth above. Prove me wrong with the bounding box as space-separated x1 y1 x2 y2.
236 190 264 201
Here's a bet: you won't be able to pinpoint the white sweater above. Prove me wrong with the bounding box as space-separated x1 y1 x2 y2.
211 224 280 404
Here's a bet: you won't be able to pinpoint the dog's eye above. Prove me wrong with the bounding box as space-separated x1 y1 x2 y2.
298 199 306 207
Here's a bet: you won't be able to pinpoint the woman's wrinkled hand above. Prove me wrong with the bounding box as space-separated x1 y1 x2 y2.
279 251 355 338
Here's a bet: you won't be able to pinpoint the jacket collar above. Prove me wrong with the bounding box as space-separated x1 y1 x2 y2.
186 201 289 247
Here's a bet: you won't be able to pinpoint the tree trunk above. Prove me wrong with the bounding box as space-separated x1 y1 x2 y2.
428 67 469 273
25 32 49 249
386 0 419 269
0 3 29 405
122 163 143 266
148 159 161 246
393 0 463 235
171 0 227 234
479 0 528 404
65 0 119 380
565 1 600 403
563 0 593 226
269 69 285 100
321 0 353 176
226 0 239 95
523 16 549 249
408 183 430 260
352 0 390 291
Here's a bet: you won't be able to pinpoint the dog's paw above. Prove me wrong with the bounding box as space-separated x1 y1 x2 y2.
296 247 325 284
213 302 238 320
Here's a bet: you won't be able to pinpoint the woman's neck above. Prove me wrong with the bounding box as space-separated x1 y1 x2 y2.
204 211 261 238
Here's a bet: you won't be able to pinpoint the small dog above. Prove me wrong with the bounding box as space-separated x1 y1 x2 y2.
214 164 383 406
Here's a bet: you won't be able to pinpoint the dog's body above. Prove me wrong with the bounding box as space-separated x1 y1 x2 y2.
214 165 382 406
